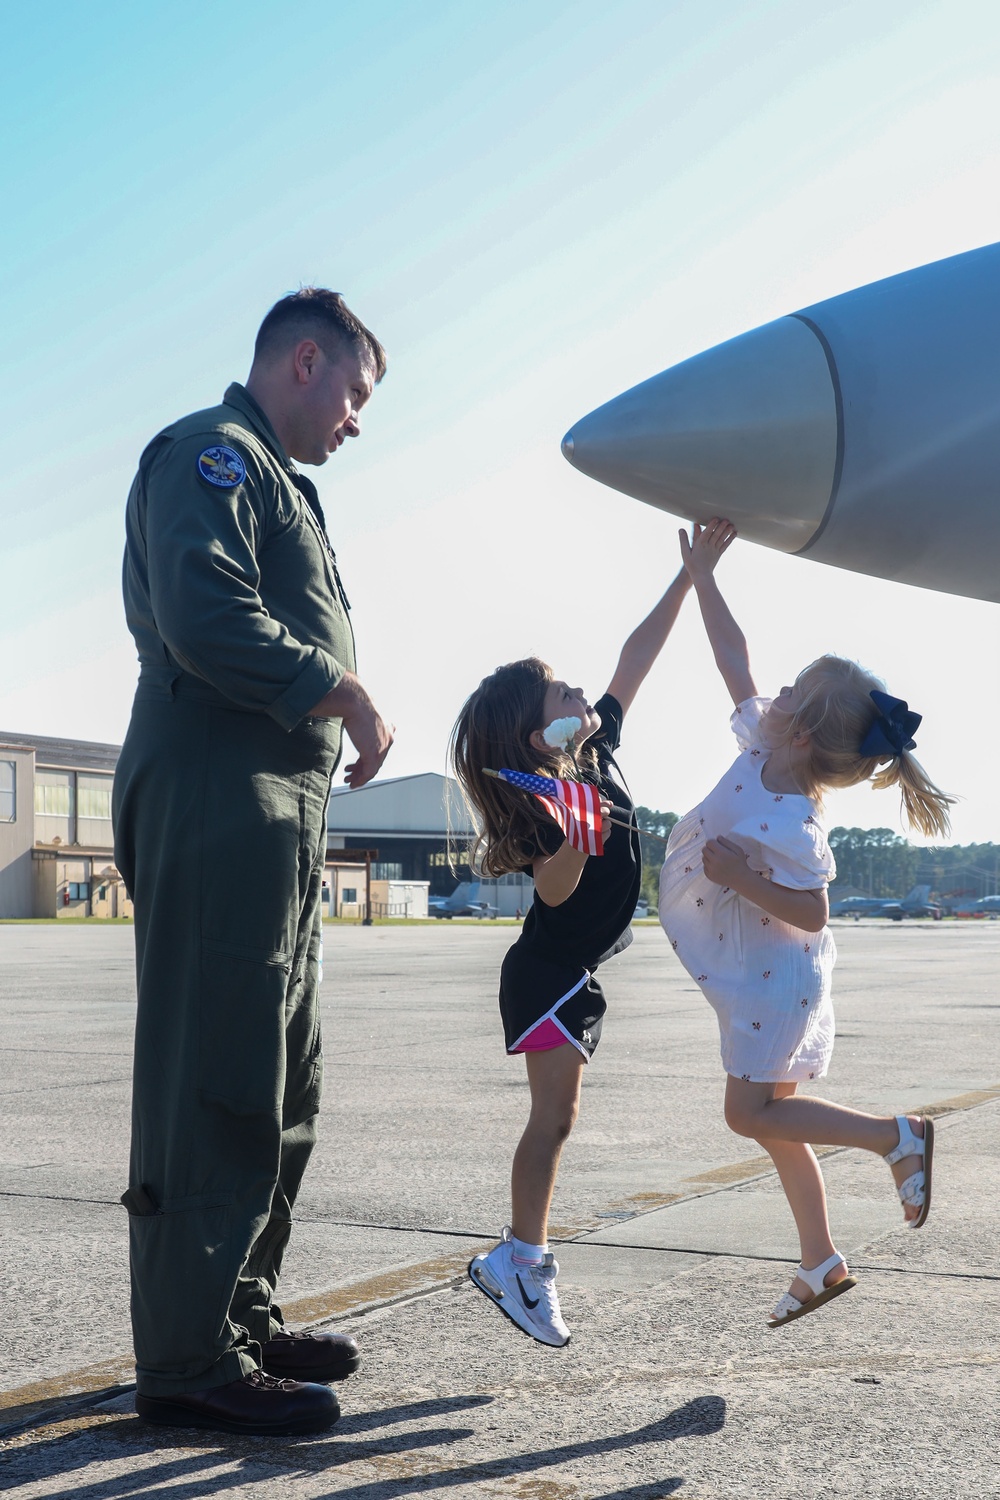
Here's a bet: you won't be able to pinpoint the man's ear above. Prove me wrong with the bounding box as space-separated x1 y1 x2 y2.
292 339 321 384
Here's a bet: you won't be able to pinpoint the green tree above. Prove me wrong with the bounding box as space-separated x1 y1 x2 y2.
912 842 1000 899
827 827 918 897
634 805 678 906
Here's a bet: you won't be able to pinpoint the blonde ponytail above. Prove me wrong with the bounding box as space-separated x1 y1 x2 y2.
871 751 954 840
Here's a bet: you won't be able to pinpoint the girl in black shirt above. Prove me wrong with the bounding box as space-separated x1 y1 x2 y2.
451 565 690 1347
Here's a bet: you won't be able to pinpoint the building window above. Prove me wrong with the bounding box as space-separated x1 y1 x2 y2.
35 770 74 844
372 862 402 880
35 777 72 816
77 779 112 820
77 773 114 847
68 882 90 901
0 761 14 822
427 848 471 870
341 887 357 904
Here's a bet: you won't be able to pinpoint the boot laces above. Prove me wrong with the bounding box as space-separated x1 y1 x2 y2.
245 1368 296 1391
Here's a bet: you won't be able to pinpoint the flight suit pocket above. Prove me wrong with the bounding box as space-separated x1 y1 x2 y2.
122 1186 235 1379
199 941 293 1114
279 951 323 1124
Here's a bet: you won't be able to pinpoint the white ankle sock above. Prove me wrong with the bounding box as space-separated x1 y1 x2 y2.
510 1235 546 1265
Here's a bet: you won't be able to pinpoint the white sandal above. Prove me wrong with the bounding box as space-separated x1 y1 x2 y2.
767 1251 857 1328
883 1114 934 1228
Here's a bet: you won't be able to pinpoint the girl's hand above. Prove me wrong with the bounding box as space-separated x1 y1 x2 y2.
702 835 749 887
679 518 737 581
533 804 613 906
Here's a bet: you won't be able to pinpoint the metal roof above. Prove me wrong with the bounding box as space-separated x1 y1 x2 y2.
0 731 120 773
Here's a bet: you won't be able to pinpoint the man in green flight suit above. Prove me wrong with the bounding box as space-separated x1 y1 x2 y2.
113 289 393 1436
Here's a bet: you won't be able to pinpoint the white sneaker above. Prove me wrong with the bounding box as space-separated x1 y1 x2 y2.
468 1226 571 1347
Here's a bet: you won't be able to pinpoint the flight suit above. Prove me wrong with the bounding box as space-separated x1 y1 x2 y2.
113 384 355 1397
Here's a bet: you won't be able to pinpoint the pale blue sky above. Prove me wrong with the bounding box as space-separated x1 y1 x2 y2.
2 0 999 843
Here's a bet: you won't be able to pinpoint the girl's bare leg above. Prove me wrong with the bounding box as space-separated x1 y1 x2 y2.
511 1043 586 1246
737 1081 850 1304
724 1077 926 1223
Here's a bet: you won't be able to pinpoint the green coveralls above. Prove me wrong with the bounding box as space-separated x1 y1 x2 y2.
113 384 355 1397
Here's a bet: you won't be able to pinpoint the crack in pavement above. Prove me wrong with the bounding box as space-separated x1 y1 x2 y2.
3 1083 997 1443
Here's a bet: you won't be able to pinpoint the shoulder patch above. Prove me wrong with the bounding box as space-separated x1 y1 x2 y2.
197 445 247 488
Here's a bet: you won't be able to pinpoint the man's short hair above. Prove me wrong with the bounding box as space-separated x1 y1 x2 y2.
253 288 387 382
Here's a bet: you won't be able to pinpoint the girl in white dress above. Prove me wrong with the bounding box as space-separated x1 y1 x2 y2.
659 520 954 1327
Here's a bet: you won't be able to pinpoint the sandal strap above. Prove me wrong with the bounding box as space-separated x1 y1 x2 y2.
896 1168 926 1208
884 1115 926 1167
796 1251 847 1298
770 1292 803 1322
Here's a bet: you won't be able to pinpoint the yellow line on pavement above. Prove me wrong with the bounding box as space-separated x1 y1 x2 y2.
281 1244 491 1326
4 1084 998 1433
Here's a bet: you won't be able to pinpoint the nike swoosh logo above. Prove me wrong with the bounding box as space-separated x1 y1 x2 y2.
515 1273 539 1309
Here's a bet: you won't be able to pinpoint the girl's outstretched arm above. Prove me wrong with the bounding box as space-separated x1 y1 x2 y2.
680 519 756 706
605 567 692 716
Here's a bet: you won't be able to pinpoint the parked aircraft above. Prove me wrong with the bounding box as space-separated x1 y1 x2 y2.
429 882 499 919
830 885 941 920
893 885 942 919
562 240 1000 602
829 896 899 918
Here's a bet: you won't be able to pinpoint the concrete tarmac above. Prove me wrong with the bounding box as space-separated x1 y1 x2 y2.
1 919 998 1498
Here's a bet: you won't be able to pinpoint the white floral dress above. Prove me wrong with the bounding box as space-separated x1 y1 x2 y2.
658 698 837 1083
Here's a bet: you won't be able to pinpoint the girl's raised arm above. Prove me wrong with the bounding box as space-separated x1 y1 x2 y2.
680 519 756 707
605 567 692 716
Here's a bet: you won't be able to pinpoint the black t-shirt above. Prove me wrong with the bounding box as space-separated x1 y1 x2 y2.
518 693 642 969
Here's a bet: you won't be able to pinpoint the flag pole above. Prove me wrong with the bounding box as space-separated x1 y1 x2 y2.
482 768 672 844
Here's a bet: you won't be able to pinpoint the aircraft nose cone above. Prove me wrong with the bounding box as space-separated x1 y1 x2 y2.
562 317 840 553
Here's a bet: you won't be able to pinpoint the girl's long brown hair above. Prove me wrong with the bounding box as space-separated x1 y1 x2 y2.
450 657 599 876
781 655 955 839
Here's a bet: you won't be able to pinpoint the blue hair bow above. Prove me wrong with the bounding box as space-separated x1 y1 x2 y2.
859 690 921 759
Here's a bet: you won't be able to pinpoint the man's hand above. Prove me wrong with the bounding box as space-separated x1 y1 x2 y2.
340 705 395 788
309 672 395 788
702 835 749 888
679 518 737 582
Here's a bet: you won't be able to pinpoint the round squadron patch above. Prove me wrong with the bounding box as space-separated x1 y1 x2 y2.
197 445 246 488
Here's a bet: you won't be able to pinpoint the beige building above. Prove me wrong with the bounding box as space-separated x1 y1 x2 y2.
0 732 129 919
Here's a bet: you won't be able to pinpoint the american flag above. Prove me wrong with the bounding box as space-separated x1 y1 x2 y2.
497 768 604 856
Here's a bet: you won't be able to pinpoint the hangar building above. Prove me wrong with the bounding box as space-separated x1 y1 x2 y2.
325 772 534 917
0 735 533 919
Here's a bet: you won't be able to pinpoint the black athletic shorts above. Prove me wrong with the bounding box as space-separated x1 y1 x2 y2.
498 940 607 1061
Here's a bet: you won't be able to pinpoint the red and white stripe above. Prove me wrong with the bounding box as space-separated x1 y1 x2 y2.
539 779 604 857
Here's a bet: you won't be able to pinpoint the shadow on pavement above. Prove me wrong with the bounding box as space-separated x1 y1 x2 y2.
0 1453 235 1500
334 1394 494 1434
307 1395 726 1498
2 1394 724 1498
583 1486 684 1499
0 1396 491 1497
